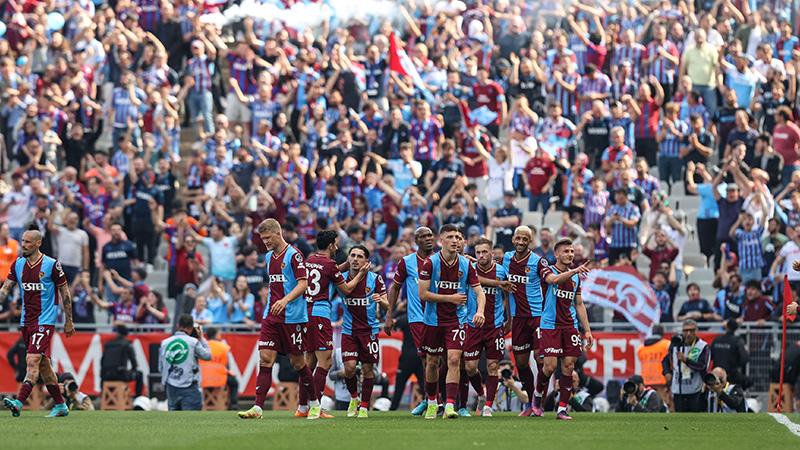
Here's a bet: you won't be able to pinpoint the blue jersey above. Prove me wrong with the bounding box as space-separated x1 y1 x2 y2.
467 262 507 328
540 267 580 330
419 252 479 327
10 255 67 326
263 245 307 324
502 251 549 318
393 253 427 323
341 271 385 335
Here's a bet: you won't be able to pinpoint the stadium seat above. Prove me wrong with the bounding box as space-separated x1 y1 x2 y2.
272 382 298 411
203 386 229 411
101 382 132 410
768 383 794 413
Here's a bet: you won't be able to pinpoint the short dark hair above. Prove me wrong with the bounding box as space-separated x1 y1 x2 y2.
349 244 370 258
554 237 573 251
745 280 761 291
474 237 493 249
686 282 700 293
439 224 462 236
206 327 220 339
316 230 338 251
178 314 194 329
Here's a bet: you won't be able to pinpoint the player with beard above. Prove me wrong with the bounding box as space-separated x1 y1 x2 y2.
503 226 589 416
533 238 593 420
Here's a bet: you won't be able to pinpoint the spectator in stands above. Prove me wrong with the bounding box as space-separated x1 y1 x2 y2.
489 191 522 252
101 325 144 397
71 270 100 326
94 288 138 325
772 106 800 187
643 229 679 281
206 277 232 324
739 281 774 325
656 103 689 192
101 223 137 295
192 296 214 325
195 222 248 286
50 211 90 284
652 269 678 323
677 283 721 322
605 187 641 264
729 212 767 283
229 275 255 324
715 274 745 320
136 291 169 325
524 147 557 214
770 224 800 295
2 172 32 242
685 162 719 266
713 166 745 270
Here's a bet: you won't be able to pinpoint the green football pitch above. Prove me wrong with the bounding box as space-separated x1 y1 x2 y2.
2 411 799 449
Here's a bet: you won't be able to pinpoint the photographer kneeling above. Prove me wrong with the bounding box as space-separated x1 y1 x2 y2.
493 361 529 412
663 319 710 412
616 375 666 412
58 373 94 410
703 367 746 412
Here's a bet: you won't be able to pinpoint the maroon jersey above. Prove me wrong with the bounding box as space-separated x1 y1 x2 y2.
419 253 479 327
8 255 67 326
304 253 345 319
472 81 506 124
342 271 386 335
476 262 505 328
502 250 550 318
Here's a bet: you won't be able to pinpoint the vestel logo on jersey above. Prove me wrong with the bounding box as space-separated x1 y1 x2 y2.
21 283 45 291
435 281 462 290
508 274 529 283
555 288 575 301
164 339 190 364
269 274 286 283
345 297 370 306
483 286 498 295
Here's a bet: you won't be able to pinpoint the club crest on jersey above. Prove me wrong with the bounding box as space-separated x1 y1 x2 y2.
39 272 45 279
296 324 301 332
281 263 286 269
38 326 44 332
458 271 464 279
525 266 531 273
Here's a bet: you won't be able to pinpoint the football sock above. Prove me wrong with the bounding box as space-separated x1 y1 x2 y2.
559 373 573 409
535 370 549 397
313 366 329 401
518 365 534 402
468 373 484 397
361 377 374 408
345 375 359 397
298 365 317 402
46 384 64 404
254 366 273 408
438 364 448 404
445 382 458 405
297 405 309 413
17 381 33 403
485 375 498 407
536 359 550 401
425 381 438 402
298 377 308 407
458 370 469 409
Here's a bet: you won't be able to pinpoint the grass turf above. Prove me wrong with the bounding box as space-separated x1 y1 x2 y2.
1 410 798 449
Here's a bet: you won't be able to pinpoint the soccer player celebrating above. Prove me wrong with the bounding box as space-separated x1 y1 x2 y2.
419 224 486 419
464 237 509 417
340 245 389 418
297 230 369 418
1 230 75 418
533 238 593 420
239 219 320 420
386 226 435 415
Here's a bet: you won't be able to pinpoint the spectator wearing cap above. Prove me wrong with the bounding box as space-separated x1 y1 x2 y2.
604 187 641 264
679 29 720 114
489 191 521 252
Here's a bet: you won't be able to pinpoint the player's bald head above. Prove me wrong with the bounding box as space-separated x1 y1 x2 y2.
22 230 42 243
513 226 532 238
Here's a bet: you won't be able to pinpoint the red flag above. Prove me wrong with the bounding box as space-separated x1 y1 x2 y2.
784 275 796 322
581 265 660 334
388 32 433 102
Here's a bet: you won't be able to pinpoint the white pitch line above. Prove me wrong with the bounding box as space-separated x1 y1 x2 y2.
769 413 800 437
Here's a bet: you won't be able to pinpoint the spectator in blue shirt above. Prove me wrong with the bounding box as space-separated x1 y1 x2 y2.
605 187 642 264
677 283 722 322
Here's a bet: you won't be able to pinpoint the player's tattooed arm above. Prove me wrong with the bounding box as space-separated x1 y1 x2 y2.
58 283 76 337
574 291 592 350
0 278 15 304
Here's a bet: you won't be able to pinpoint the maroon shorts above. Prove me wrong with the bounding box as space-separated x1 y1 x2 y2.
420 324 466 356
257 316 305 356
463 326 505 361
511 316 540 355
341 333 380 363
21 325 54 357
409 322 426 356
305 315 333 352
539 327 582 357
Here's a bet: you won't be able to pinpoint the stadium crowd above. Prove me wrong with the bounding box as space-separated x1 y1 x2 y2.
0 0 799 413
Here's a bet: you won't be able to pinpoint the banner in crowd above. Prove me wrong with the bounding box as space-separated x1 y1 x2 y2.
582 266 660 334
0 330 721 398
0 332 402 397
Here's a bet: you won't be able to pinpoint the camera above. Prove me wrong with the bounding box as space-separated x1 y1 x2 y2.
671 335 683 346
500 368 513 380
623 381 637 395
703 373 719 386
67 381 79 392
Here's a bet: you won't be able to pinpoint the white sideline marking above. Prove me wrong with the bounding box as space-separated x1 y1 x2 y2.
769 413 800 437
